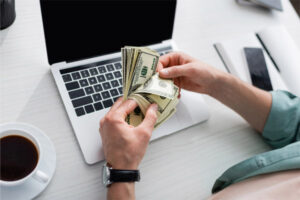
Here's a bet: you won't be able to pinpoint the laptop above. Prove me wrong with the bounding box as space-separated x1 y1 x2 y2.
40 0 210 164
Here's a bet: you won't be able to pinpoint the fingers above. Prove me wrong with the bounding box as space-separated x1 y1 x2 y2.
159 52 182 68
159 64 191 78
138 104 158 133
159 52 194 68
115 99 138 119
109 97 123 112
156 62 163 72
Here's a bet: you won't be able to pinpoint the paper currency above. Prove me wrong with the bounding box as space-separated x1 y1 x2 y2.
122 46 179 128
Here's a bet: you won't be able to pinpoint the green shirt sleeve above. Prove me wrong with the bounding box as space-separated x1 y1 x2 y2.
212 90 300 193
263 90 300 149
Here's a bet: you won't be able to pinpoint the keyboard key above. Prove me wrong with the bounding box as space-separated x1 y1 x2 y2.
101 91 111 99
113 71 122 78
118 78 123 85
88 77 97 85
106 64 114 71
62 74 72 82
71 72 81 80
165 51 171 54
98 66 106 73
79 79 89 87
75 107 85 117
81 70 90 78
84 104 94 114
111 80 119 87
114 63 122 69
85 86 94 95
94 84 103 92
72 96 93 108
97 75 106 83
109 89 119 97
69 89 85 99
66 81 80 91
103 82 111 90
105 73 113 80
89 68 98 76
92 93 102 102
159 52 164 56
118 87 123 94
103 99 113 108
94 102 104 111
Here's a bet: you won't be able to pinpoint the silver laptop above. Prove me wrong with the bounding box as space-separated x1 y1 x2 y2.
40 0 209 164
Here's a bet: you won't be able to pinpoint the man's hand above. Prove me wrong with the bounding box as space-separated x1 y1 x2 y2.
158 51 271 133
158 52 224 96
100 97 158 170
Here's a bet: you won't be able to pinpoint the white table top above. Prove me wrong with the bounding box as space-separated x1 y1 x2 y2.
1 0 300 199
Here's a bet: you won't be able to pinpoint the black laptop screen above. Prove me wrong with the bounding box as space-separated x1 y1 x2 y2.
40 0 177 65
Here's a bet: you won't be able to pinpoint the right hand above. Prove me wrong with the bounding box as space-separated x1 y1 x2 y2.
99 97 158 170
158 52 226 95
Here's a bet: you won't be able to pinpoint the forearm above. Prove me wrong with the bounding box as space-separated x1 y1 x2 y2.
210 73 272 132
107 183 135 200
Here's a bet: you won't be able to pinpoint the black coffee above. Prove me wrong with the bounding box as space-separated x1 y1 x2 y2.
0 135 39 181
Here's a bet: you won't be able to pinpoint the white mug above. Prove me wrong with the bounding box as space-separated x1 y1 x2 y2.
0 127 49 186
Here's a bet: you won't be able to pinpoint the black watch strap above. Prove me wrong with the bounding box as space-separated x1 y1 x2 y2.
110 169 140 182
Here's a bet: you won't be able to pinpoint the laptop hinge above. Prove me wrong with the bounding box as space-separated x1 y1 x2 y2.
162 39 172 44
52 61 67 67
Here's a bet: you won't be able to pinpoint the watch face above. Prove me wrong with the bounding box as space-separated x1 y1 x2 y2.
102 165 111 186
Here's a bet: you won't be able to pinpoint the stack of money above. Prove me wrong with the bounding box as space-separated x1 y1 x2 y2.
121 46 179 128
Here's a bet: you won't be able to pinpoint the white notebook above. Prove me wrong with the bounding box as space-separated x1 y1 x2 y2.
214 26 300 96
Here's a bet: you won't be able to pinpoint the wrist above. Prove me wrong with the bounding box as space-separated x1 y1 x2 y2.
208 71 234 98
108 160 139 170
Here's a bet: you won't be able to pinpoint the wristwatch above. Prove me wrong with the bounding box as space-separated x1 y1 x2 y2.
102 162 140 187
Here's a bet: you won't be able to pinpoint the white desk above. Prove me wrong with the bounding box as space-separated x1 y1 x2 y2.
1 0 300 199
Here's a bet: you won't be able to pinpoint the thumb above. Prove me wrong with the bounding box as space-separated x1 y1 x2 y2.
159 64 190 78
138 104 158 132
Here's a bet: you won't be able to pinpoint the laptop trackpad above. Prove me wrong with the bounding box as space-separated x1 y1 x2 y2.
151 90 209 140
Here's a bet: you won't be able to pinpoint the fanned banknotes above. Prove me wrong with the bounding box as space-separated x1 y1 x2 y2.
121 46 179 128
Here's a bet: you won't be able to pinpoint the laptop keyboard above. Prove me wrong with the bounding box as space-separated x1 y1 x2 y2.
60 47 172 117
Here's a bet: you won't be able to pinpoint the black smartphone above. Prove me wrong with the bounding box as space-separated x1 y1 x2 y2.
244 47 273 91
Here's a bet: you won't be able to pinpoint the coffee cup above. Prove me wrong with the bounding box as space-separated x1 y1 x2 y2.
0 126 49 186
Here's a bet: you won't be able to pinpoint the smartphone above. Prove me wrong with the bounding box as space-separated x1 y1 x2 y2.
244 47 273 91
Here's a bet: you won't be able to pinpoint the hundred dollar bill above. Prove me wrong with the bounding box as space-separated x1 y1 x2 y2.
126 107 144 127
122 46 159 99
127 83 179 128
133 73 175 99
130 49 159 91
121 46 179 127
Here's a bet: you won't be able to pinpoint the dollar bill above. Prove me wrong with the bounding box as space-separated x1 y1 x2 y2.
133 73 175 99
121 46 179 127
122 46 159 99
126 106 144 127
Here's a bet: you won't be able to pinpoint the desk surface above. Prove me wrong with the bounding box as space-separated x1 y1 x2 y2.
1 0 300 199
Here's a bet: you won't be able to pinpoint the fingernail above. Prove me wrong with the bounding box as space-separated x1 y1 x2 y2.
152 104 158 111
160 69 169 75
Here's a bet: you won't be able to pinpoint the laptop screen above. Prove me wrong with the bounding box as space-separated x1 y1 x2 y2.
40 0 177 65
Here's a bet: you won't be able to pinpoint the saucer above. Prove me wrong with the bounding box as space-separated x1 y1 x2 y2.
0 123 56 200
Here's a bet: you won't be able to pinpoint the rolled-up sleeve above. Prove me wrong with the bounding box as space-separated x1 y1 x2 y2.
263 90 300 149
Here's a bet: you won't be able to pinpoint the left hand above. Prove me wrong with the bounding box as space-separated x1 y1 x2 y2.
99 97 158 170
